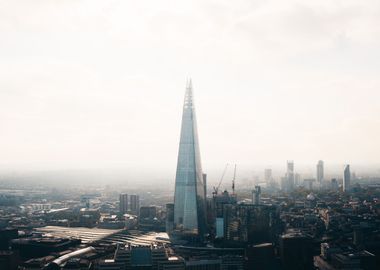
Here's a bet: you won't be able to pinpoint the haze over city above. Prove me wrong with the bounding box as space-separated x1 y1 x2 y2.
1 0 380 184
2 1 380 270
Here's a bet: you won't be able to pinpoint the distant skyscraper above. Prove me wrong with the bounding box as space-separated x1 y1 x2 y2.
173 80 206 235
285 161 295 192
264 169 272 185
343 164 351 192
119 193 128 214
316 160 324 184
129 195 140 215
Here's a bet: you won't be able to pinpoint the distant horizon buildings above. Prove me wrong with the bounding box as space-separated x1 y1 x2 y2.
173 80 207 235
262 160 361 193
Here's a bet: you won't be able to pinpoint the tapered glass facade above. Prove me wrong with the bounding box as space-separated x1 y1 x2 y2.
174 80 206 235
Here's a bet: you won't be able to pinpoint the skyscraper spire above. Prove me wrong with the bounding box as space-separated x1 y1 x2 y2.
173 79 206 235
187 78 192 91
184 78 193 109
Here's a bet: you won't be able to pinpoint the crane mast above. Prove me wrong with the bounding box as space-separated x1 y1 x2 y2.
213 163 229 196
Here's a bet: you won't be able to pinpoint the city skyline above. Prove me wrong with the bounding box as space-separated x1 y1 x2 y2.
1 2 380 268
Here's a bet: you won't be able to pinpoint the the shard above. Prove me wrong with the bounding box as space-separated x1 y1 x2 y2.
173 79 206 235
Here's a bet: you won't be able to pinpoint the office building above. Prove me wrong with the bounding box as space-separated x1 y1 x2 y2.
279 232 313 270
343 164 351 192
173 80 207 235
331 178 339 191
139 206 160 231
140 206 157 220
166 203 174 233
215 203 275 243
119 193 128 215
283 161 295 192
130 195 140 215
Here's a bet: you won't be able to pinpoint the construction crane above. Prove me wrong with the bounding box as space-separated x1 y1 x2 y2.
213 163 229 196
232 164 237 195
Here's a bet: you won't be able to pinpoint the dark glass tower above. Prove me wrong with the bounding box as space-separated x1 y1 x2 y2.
174 79 206 235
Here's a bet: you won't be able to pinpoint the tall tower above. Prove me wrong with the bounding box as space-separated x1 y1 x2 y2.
343 164 351 192
316 160 324 184
174 79 206 235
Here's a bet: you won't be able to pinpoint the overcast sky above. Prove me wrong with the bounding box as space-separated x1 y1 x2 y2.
1 0 380 174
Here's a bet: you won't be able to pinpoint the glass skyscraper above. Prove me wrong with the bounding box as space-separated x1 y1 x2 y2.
316 160 324 184
173 80 206 235
343 164 351 192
